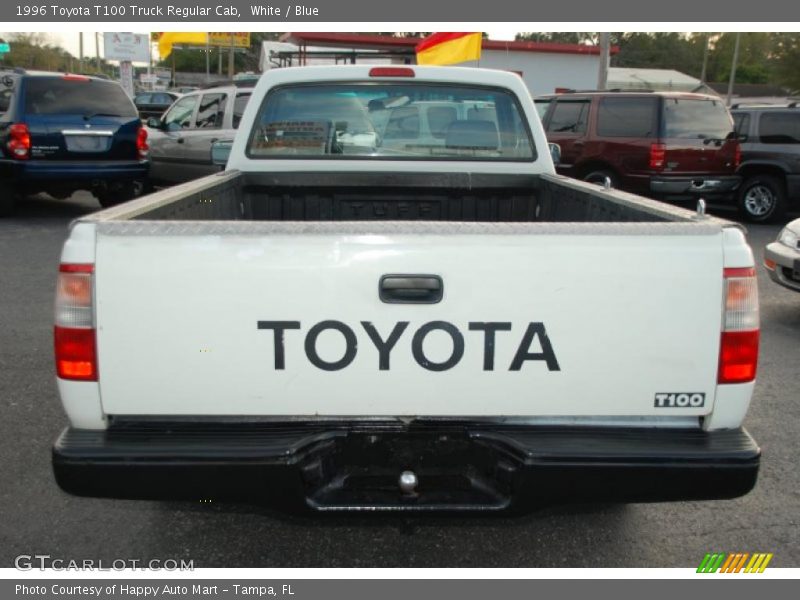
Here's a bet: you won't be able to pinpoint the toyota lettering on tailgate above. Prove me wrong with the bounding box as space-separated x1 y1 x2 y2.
257 320 560 372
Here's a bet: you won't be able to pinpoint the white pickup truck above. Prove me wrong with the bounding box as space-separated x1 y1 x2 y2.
52 66 761 511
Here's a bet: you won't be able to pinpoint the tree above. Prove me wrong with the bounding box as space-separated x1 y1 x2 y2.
516 32 596 44
1 33 76 72
611 32 706 78
771 33 800 92
705 33 775 84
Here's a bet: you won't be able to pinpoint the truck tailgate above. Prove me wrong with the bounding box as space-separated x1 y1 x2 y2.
94 224 724 418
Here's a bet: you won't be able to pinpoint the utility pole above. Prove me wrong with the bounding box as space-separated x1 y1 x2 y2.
78 32 84 73
726 32 742 107
700 33 710 84
205 35 210 83
228 33 235 78
597 32 610 90
95 32 100 73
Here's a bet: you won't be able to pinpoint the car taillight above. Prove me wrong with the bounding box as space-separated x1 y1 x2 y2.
136 126 149 160
718 267 759 384
54 263 97 381
7 123 31 160
734 141 742 169
649 143 666 170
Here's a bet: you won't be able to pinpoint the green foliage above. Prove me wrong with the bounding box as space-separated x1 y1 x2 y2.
0 33 115 76
613 32 706 78
767 33 800 92
704 33 775 84
1 33 77 73
516 32 596 44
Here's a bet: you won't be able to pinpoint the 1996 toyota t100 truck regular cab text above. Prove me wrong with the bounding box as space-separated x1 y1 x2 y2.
52 66 761 511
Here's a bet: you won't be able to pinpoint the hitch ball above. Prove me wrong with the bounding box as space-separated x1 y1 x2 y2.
398 470 418 495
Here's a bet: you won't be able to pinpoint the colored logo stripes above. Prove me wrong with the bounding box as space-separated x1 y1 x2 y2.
697 553 773 573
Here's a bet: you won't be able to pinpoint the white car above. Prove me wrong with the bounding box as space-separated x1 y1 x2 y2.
765 218 800 292
146 84 252 186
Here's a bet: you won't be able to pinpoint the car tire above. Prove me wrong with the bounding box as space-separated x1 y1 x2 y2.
96 180 145 209
583 170 617 188
737 174 787 223
0 184 19 218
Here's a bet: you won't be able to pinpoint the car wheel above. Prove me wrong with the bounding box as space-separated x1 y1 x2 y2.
96 180 145 208
0 184 19 218
583 170 617 188
737 175 786 223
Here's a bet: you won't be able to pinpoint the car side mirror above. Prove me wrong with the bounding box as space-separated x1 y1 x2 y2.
211 139 234 167
146 117 163 129
548 143 561 165
738 133 749 143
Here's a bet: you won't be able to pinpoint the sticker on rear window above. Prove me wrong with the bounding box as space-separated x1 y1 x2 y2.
654 393 706 408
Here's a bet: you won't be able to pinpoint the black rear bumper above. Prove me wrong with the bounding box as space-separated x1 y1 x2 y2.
52 421 760 511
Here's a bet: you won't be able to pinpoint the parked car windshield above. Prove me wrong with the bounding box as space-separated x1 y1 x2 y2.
662 97 733 139
247 83 536 161
23 77 137 118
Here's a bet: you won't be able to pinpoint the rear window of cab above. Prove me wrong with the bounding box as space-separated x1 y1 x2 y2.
246 83 537 161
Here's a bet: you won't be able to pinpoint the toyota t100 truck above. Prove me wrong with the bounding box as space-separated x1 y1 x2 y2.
51 66 761 511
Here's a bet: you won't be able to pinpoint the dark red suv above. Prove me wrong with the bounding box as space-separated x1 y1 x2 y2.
536 91 741 203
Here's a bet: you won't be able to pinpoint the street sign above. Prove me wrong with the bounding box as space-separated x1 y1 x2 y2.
103 33 149 62
119 61 134 97
0 43 10 54
208 33 250 48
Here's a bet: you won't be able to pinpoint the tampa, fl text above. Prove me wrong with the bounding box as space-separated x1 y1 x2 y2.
17 584 296 597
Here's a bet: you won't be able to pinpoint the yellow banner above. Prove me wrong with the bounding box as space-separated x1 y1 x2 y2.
157 32 209 59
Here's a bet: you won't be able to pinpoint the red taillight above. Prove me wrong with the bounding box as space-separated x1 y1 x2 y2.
136 126 149 160
55 263 97 381
718 267 759 384
369 67 415 78
54 326 97 381
719 330 759 384
734 141 742 169
649 143 666 170
7 123 31 160
62 74 90 81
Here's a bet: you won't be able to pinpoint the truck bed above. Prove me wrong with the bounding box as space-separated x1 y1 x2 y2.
92 170 713 225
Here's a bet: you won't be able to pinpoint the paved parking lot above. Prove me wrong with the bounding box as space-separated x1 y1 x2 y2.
0 193 798 568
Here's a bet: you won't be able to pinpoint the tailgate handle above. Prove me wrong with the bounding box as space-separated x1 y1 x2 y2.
380 275 443 304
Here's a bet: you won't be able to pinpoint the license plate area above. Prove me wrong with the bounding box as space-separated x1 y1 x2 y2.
300 431 517 511
64 135 111 153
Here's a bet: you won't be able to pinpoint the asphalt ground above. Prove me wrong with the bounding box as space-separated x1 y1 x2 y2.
0 192 798 568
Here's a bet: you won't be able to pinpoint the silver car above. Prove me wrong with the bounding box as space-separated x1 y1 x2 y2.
765 218 800 292
146 84 252 186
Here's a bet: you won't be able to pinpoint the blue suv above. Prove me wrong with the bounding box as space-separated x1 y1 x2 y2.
0 69 149 216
